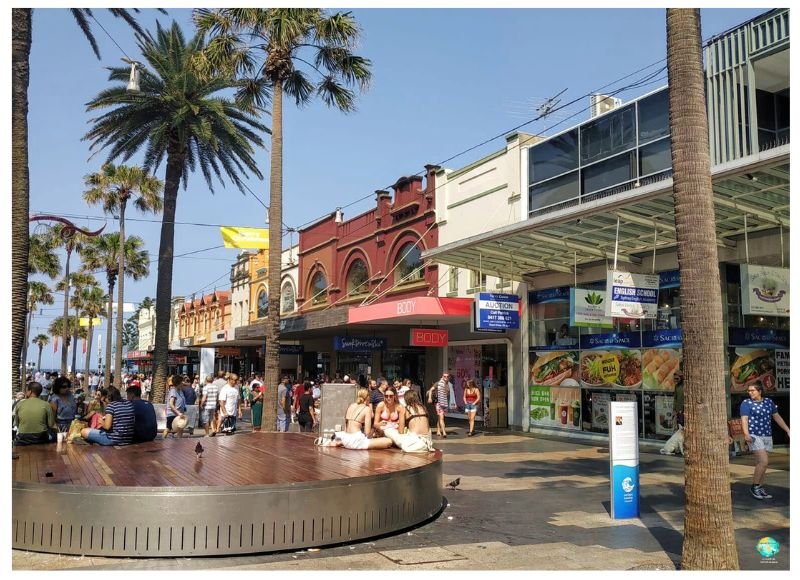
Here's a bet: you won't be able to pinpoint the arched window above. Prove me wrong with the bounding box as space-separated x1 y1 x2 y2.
310 272 328 305
257 288 268 318
280 282 296 315
347 259 369 295
395 242 423 284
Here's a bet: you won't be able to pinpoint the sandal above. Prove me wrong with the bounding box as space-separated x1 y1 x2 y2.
314 437 324 446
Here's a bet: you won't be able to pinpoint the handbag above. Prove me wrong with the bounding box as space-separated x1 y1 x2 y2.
221 415 236 433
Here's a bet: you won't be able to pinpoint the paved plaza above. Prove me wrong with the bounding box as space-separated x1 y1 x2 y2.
12 425 790 571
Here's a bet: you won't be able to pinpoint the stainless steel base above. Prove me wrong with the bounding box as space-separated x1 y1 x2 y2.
12 456 442 557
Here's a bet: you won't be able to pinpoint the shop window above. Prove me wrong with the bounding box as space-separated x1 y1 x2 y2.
529 301 570 347
469 270 487 293
395 243 423 284
639 138 671 177
637 89 670 145
448 267 459 294
280 282 295 315
347 259 369 295
257 289 268 318
529 170 579 213
310 272 328 305
529 128 579 184
581 150 636 196
580 104 636 164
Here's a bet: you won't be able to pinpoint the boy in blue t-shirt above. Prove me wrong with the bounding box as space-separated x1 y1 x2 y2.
740 381 790 500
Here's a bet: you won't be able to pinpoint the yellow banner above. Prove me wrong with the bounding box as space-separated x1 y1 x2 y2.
79 317 102 327
220 226 269 250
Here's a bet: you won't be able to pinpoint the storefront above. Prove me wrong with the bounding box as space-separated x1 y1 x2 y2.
445 340 509 427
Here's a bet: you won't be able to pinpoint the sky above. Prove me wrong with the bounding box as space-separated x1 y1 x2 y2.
21 5 769 369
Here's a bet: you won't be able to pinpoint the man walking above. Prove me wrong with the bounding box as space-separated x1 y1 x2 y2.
277 376 291 432
199 375 219 436
218 373 240 434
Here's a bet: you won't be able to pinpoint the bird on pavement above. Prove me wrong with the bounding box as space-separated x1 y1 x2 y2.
445 477 460 491
195 441 204 460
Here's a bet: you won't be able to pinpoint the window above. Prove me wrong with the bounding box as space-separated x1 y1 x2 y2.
529 128 579 184
395 243 423 284
280 282 295 315
529 171 579 213
257 289 268 318
580 105 636 164
346 259 369 295
581 150 636 195
469 269 486 291
639 138 671 177
448 267 459 293
637 89 670 145
310 272 328 305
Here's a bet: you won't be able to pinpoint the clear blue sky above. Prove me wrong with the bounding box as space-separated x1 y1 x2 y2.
25 6 767 367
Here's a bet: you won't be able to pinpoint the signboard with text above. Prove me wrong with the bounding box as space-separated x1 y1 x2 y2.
474 292 520 331
410 328 449 347
610 401 640 520
740 265 789 317
605 270 659 319
570 288 614 328
334 336 386 352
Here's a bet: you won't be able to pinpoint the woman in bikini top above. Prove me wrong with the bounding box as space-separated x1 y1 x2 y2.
373 387 405 435
399 390 431 436
343 389 374 435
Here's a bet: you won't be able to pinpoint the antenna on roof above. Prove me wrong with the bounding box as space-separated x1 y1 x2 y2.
536 87 568 119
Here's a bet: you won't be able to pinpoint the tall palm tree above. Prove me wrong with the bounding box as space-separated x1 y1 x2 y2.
80 233 149 386
48 316 88 357
22 281 54 373
11 7 153 393
84 163 163 388
666 9 737 570
50 225 88 376
28 232 61 279
84 21 267 405
194 8 372 431
57 271 99 378
32 334 49 372
74 286 107 378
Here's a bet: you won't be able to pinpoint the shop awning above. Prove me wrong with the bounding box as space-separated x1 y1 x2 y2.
423 145 789 281
348 296 473 325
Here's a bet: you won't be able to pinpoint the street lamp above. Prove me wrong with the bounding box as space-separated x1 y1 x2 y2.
122 58 142 92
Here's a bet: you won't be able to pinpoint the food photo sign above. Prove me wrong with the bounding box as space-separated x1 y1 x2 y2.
529 351 582 430
579 333 643 390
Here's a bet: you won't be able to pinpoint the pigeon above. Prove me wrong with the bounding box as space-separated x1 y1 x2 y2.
446 477 460 491
195 441 204 460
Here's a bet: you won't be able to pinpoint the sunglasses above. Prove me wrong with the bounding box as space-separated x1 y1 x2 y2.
385 394 395 398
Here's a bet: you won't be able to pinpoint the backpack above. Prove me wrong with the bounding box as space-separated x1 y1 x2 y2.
430 386 438 404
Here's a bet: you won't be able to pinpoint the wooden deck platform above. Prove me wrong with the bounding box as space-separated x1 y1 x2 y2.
12 433 443 557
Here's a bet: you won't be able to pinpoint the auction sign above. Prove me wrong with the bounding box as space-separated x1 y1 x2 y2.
609 401 640 520
605 270 659 319
740 265 789 317
474 292 520 331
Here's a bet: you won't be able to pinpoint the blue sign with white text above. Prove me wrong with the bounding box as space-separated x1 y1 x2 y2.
642 329 683 348
475 292 520 331
529 287 570 304
580 332 641 350
611 462 640 519
659 270 680 289
728 327 789 348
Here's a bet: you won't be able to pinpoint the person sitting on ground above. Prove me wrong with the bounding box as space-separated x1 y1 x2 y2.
48 376 77 434
372 386 405 437
80 386 135 446
14 382 56 446
126 386 157 443
383 390 434 453
315 388 393 449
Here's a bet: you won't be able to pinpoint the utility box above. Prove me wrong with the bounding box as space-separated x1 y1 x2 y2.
319 383 357 436
488 387 508 429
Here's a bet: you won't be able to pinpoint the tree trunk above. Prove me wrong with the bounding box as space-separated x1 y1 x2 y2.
152 147 184 406
114 201 127 388
262 79 283 433
71 302 79 377
666 9 738 570
61 250 72 375
85 324 94 378
22 305 33 375
12 8 32 392
37 344 43 372
105 277 114 386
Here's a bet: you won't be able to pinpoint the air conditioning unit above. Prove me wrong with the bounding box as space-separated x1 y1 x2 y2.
590 94 623 118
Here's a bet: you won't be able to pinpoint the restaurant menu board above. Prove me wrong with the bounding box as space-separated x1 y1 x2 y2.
654 395 675 436
528 385 581 430
592 392 611 431
529 351 579 387
728 347 777 393
775 350 789 391
642 348 682 391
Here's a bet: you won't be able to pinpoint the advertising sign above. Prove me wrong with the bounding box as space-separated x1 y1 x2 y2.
474 292 520 331
410 328 449 347
220 226 269 250
610 401 640 520
728 327 789 349
740 265 789 317
605 270 659 319
529 286 570 304
579 350 642 389
334 336 386 352
775 350 789 391
729 347 777 393
654 395 675 436
591 392 611 431
529 350 579 387
279 344 304 355
79 317 102 327
570 288 614 328
528 384 581 430
529 385 551 426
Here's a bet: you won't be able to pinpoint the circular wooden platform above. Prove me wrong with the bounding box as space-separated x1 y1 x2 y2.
12 432 443 557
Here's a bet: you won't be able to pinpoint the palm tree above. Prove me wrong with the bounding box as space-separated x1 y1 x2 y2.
32 334 49 372
11 7 153 393
80 233 149 386
84 21 267 405
57 271 99 378
74 286 107 378
84 163 163 388
666 9 737 570
48 316 88 356
28 232 61 279
194 8 372 431
50 225 88 376
22 281 54 373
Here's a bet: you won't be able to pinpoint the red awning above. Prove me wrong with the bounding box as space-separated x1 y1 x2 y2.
348 296 473 325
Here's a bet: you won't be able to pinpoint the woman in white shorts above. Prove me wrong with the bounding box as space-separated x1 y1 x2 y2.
384 390 434 453
315 388 393 450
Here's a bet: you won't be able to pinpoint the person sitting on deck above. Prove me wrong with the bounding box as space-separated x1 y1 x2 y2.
14 382 56 446
315 388 393 450
383 390 434 452
80 387 135 446
126 386 157 443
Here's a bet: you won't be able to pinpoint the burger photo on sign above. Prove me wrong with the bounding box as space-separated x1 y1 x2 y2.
729 348 776 392
530 351 577 386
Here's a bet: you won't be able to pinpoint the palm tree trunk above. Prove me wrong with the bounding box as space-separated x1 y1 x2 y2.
262 80 283 433
37 344 43 372
71 302 80 377
105 278 114 386
85 324 94 378
12 8 32 392
114 201 127 388
22 305 33 376
666 9 738 570
152 147 184 406
61 250 72 375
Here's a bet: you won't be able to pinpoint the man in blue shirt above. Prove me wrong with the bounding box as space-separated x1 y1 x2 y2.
126 386 157 442
740 381 790 500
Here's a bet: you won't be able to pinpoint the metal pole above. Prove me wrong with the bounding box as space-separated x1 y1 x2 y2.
779 224 784 267
743 214 749 264
652 225 658 274
613 216 620 271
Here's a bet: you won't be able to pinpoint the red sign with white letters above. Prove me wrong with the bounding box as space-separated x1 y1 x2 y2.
410 328 449 347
